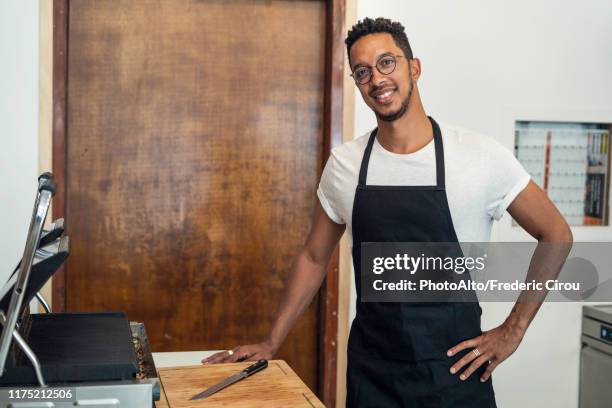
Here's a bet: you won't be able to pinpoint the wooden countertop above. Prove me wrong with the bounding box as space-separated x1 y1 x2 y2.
155 359 324 408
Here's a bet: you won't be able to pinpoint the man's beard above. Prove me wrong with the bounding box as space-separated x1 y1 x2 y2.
374 81 413 122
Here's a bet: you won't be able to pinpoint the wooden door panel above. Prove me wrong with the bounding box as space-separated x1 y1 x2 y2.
65 0 325 390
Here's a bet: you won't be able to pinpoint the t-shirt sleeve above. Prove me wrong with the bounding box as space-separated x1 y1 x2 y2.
317 152 345 224
485 137 531 220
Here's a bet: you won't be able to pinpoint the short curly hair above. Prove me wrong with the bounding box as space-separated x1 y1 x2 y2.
345 17 413 66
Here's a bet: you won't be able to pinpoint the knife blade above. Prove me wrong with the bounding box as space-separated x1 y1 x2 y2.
190 359 268 400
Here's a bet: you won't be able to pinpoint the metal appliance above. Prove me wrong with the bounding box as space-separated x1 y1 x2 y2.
0 173 159 407
580 304 612 407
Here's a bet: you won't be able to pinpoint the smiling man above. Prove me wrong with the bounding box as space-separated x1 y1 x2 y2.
203 17 572 407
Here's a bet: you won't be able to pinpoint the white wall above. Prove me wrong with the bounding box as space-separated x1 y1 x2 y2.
353 1 612 407
0 1 40 285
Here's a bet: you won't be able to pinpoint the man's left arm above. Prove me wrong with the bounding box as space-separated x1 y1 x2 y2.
447 180 573 382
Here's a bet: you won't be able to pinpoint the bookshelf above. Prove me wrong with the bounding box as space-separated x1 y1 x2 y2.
496 107 612 242
515 121 611 226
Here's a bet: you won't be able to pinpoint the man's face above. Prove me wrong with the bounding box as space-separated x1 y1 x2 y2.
349 33 415 122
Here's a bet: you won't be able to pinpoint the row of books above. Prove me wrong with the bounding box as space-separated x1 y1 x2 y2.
585 130 609 224
587 130 609 170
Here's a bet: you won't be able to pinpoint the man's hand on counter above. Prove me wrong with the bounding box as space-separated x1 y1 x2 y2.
201 340 277 364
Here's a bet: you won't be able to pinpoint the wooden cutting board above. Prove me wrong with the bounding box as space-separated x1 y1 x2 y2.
155 360 324 407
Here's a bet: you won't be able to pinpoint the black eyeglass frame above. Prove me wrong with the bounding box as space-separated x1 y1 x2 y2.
350 54 406 85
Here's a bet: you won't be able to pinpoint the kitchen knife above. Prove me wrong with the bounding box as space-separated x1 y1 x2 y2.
190 359 268 400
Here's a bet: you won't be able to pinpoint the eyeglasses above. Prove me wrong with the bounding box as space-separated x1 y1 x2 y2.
350 54 404 85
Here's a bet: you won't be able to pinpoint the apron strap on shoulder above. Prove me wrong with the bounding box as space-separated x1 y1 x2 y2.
430 117 445 189
358 128 378 186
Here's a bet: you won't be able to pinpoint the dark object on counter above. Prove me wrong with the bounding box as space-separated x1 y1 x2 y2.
0 312 138 385
190 359 268 400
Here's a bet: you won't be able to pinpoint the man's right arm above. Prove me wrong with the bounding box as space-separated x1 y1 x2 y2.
202 201 346 364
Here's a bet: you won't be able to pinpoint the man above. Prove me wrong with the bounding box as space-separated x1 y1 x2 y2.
203 17 572 407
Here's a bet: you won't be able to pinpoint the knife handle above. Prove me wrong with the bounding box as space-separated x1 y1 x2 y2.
242 359 268 376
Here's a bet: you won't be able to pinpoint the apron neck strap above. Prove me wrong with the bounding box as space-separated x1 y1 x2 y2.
431 116 445 189
358 116 446 189
358 128 378 186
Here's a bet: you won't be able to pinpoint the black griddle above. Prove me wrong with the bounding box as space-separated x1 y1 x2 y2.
0 312 138 385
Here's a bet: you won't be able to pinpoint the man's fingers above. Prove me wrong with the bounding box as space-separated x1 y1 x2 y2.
236 350 256 362
228 347 255 363
201 344 267 365
201 351 225 364
202 348 237 364
480 358 499 382
459 354 491 381
226 347 241 363
447 337 480 357
449 346 481 374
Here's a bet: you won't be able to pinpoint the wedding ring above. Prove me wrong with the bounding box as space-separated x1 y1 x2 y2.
473 348 480 357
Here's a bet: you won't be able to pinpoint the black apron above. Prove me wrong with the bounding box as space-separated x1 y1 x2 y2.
347 117 497 408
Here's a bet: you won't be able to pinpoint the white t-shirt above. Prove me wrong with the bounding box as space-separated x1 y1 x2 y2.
317 121 531 246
